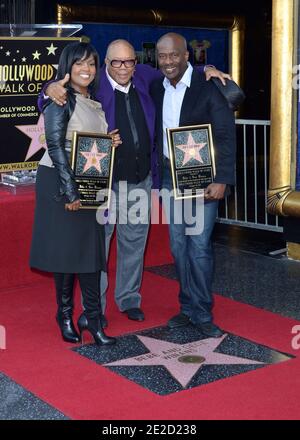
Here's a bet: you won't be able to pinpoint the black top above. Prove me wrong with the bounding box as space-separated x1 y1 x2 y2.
114 85 151 183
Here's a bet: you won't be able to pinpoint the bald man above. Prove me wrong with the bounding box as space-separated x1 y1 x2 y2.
150 33 236 337
42 38 229 327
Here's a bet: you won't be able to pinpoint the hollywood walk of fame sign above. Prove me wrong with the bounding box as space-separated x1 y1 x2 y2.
71 131 115 209
166 124 215 200
0 37 80 172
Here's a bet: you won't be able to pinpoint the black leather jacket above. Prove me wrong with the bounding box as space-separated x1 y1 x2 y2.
43 90 79 203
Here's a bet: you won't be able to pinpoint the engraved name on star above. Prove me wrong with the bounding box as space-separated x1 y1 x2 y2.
176 133 206 166
46 43 58 55
32 50 41 60
80 141 108 174
15 114 46 161
105 334 264 388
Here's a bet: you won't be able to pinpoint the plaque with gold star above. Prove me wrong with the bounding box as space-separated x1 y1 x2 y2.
71 131 115 209
166 124 216 200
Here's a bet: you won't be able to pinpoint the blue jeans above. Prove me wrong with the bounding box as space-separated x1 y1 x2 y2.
162 165 218 324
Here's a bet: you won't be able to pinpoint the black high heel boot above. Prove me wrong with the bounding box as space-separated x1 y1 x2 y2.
77 313 116 346
54 273 80 343
56 314 80 343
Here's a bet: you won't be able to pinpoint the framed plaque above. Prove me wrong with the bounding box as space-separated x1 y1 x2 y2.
166 124 215 200
70 131 115 209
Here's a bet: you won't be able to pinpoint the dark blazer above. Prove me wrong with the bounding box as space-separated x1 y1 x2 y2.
150 68 236 188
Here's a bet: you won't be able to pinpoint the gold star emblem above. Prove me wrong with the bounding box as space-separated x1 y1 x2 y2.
32 50 41 60
46 43 58 56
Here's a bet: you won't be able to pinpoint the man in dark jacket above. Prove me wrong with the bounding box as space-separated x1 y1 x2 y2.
150 33 236 337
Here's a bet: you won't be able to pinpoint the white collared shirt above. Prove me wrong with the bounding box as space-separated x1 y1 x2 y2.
162 62 193 158
105 67 132 94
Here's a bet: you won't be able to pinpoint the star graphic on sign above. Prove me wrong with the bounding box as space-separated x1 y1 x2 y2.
16 50 20 53
15 114 46 161
5 51 10 56
80 141 108 174
32 50 41 60
176 133 206 166
22 57 27 62
46 43 58 55
105 334 264 388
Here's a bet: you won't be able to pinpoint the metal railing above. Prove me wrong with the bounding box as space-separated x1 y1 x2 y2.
217 119 283 232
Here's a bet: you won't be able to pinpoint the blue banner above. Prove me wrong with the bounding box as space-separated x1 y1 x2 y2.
79 23 229 73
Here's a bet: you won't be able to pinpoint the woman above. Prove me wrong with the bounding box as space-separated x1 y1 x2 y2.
30 42 121 346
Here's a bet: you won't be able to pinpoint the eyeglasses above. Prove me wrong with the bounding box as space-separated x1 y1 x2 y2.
108 59 136 68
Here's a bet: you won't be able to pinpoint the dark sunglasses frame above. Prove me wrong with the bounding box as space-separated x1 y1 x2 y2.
108 59 136 68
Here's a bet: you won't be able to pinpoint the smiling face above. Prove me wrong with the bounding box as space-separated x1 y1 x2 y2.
70 53 96 95
105 41 136 86
157 34 189 87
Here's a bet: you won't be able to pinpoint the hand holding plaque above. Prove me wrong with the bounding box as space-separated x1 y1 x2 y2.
70 131 115 209
166 124 215 199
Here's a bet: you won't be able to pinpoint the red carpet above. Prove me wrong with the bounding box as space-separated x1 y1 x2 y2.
0 187 171 290
1 190 300 419
1 276 300 420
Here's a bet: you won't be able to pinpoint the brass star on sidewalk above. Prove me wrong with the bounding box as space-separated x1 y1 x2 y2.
105 334 264 388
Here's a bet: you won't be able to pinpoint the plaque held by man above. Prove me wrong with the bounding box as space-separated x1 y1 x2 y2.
166 124 216 200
